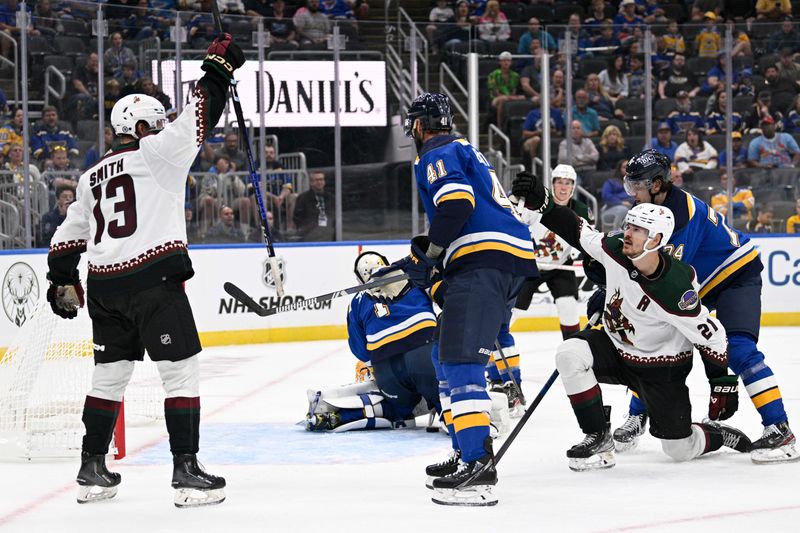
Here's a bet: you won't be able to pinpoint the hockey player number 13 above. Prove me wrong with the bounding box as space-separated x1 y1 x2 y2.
91 174 138 245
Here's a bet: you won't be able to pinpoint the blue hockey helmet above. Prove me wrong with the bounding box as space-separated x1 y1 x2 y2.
623 149 672 196
404 93 453 137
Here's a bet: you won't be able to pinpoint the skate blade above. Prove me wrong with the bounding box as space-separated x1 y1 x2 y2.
613 436 640 453
425 475 437 490
568 450 616 472
77 484 118 504
431 486 498 507
174 487 226 508
751 444 800 465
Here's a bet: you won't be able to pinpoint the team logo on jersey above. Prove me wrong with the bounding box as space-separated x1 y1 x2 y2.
678 290 699 311
2 262 40 327
262 257 287 289
534 231 564 261
603 289 635 345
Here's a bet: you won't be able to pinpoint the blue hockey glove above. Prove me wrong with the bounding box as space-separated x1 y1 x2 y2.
586 288 605 326
374 235 441 290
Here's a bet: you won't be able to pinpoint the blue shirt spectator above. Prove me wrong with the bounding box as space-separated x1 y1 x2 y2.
601 177 632 207
650 122 679 160
30 106 79 161
523 107 565 136
517 18 557 53
572 93 601 137
747 117 800 168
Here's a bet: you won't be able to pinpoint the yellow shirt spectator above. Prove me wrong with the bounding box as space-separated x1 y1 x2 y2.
711 187 755 221
663 33 686 55
787 214 800 233
756 0 792 16
695 29 721 58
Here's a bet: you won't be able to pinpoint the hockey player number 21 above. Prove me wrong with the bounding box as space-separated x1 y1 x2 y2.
91 174 138 245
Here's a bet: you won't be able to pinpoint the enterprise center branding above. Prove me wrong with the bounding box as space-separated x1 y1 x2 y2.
156 60 387 127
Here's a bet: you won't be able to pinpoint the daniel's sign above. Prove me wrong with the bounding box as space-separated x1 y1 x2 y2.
154 60 388 127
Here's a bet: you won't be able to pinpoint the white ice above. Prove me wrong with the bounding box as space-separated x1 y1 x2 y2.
2 328 800 533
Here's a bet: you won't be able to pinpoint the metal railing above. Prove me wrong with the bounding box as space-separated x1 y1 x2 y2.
487 124 524 192
439 62 468 128
43 66 67 109
0 31 18 108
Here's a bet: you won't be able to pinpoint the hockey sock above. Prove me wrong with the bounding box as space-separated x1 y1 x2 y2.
697 423 725 455
628 390 647 416
439 385 459 449
443 362 492 463
81 396 122 455
492 346 522 384
567 384 606 434
486 360 502 382
729 334 788 427
164 397 200 455
560 323 581 340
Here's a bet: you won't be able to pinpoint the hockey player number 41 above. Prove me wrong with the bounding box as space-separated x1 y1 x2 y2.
91 174 138 245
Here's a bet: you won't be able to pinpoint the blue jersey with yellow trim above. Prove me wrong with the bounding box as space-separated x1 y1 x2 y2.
661 186 761 299
347 288 437 363
415 135 538 277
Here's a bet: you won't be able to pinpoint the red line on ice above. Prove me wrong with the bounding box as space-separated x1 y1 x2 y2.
0 345 341 528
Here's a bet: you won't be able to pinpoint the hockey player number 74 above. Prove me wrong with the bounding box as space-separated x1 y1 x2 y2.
91 174 138 245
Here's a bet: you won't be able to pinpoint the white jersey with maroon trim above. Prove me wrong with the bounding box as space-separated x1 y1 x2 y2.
523 209 577 270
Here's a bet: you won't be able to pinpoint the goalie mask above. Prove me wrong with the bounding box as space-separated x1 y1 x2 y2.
354 251 389 284
623 203 675 262
111 93 167 139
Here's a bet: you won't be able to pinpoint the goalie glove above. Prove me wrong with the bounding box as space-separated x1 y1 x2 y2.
355 361 374 383
708 375 739 421
46 282 85 319
373 235 442 290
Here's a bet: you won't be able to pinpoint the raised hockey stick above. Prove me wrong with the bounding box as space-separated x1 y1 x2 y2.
210 3 285 297
493 341 525 405
224 272 409 317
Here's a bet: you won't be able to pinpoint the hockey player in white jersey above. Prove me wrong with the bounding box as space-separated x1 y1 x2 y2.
46 34 244 506
516 176 751 470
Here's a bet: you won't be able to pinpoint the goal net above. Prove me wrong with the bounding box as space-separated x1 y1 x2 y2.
0 292 164 460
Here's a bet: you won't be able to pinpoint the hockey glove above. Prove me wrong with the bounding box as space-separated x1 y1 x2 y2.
708 375 739 421
202 33 245 82
355 361 374 383
585 288 605 326
374 235 442 290
511 171 550 212
46 282 85 320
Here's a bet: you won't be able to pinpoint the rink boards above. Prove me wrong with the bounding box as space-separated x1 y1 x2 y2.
1 236 799 349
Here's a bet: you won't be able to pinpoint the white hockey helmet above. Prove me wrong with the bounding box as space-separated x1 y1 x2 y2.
551 164 577 199
110 93 167 139
354 250 389 284
623 203 675 262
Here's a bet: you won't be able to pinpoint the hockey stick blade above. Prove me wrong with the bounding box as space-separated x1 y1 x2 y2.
223 273 410 317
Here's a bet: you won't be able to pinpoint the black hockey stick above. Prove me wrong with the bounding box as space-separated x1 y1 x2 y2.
493 341 526 405
210 3 285 297
224 273 409 317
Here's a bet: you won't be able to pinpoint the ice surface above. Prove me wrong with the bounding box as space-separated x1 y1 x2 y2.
2 329 800 533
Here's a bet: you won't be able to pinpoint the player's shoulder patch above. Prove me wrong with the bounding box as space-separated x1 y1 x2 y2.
677 289 699 311
641 256 702 317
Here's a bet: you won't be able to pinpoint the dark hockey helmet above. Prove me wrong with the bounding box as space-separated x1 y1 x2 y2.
623 149 672 196
404 93 453 137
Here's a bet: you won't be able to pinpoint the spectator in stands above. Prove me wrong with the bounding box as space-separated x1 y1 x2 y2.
437 0 471 51
660 19 685 57
572 89 601 137
84 126 114 170
747 114 800 167
691 0 722 21
584 0 608 36
549 69 566 109
763 63 798 114
245 0 273 17
784 94 800 132
265 210 284 242
675 128 718 178
294 0 332 47
705 90 744 134
33 0 60 37
626 54 647 99
31 107 79 162
756 0 792 20
695 12 721 58
104 79 122 121
519 47 542 105
517 37 544 74
600 159 633 227
701 54 738 96
768 19 800 54
562 14 592 57
214 131 247 172
38 185 74 247
667 90 706 135
786 198 800 233
558 120 600 172
0 107 23 159
777 47 800 83
2 142 43 198
711 171 755 224
266 0 299 48
585 74 623 121
294 171 335 241
659 54 699 99
261 144 297 230
597 124 632 171
135 76 172 111
120 0 169 41
43 145 78 191
592 22 622 54
640 0 667 24
116 60 143 93
747 205 774 233
69 52 99 122
427 0 455 45
488 51 523 126
718 131 749 168
744 90 785 134
651 121 679 160
206 205 253 243
0 0 38 58
104 31 137 78
187 1 215 48
184 202 201 243
319 0 355 20
598 55 629 104
518 17 556 54
477 0 509 42
521 105 565 160
613 0 644 42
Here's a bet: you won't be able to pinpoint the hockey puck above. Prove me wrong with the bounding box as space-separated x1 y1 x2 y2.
426 427 439 433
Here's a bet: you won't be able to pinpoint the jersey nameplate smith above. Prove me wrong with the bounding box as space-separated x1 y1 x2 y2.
89 159 125 188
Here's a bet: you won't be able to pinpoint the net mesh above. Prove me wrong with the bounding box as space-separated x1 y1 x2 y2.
0 294 164 459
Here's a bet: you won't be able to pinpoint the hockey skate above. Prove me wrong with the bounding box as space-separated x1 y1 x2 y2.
750 422 800 464
305 412 341 432
172 454 226 508
425 449 460 490
701 420 751 453
491 381 525 418
431 439 498 507
613 413 648 452
76 453 121 504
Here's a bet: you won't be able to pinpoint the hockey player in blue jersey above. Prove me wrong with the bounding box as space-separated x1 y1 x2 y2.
374 93 538 506
306 250 440 432
514 149 796 463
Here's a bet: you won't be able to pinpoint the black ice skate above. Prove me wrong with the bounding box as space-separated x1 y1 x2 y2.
701 420 751 453
750 422 799 464
172 454 226 508
76 452 121 504
568 409 615 472
613 413 648 452
502 382 526 418
431 439 498 507
425 449 461 489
